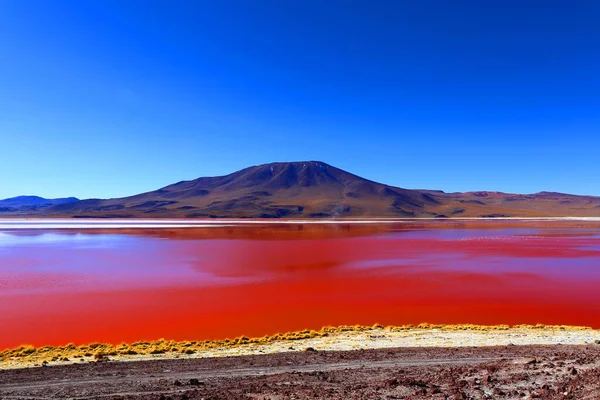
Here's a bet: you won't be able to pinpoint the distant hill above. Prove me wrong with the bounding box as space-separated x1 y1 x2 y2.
0 196 79 213
2 162 599 218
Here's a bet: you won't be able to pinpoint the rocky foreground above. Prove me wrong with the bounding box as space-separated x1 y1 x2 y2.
2 326 600 399
1 344 600 399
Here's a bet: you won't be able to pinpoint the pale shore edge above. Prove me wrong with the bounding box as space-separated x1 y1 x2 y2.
2 326 599 370
1 217 599 229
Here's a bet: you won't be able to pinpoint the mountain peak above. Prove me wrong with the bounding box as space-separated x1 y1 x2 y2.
260 161 331 168
226 161 360 191
3 162 599 218
241 161 334 176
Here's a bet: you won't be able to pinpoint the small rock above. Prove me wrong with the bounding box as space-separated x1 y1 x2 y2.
189 378 203 386
305 347 317 352
173 380 182 386
387 378 399 387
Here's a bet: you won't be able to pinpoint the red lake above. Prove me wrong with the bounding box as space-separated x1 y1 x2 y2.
1 220 599 350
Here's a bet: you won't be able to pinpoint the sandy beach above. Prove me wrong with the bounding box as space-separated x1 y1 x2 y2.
2 324 599 370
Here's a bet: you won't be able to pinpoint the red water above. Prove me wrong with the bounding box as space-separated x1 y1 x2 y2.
1 221 599 349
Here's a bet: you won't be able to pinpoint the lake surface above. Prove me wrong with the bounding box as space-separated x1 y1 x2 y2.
1 220 599 350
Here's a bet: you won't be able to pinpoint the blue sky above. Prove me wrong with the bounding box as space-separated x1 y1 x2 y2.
0 0 599 199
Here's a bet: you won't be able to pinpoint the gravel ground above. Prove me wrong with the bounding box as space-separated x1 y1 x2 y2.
1 344 600 399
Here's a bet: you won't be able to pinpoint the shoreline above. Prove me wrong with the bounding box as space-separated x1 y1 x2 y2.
1 217 599 230
3 323 599 370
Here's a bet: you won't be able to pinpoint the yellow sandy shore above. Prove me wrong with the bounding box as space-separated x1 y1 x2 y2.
2 324 599 370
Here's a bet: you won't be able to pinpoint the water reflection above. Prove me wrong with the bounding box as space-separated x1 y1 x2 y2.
0 221 599 349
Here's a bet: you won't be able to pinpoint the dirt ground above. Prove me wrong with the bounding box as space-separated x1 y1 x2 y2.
1 344 600 399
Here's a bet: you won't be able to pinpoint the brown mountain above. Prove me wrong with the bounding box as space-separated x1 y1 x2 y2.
10 161 600 218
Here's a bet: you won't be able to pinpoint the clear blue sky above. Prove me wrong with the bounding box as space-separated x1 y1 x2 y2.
1 0 599 199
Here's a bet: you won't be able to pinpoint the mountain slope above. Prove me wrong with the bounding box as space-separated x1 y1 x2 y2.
5 161 600 218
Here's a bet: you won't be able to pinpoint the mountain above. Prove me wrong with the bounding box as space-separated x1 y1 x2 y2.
3 162 599 218
0 196 79 213
43 161 441 218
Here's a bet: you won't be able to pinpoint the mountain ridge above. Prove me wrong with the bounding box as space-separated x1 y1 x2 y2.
0 196 79 212
1 161 599 218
